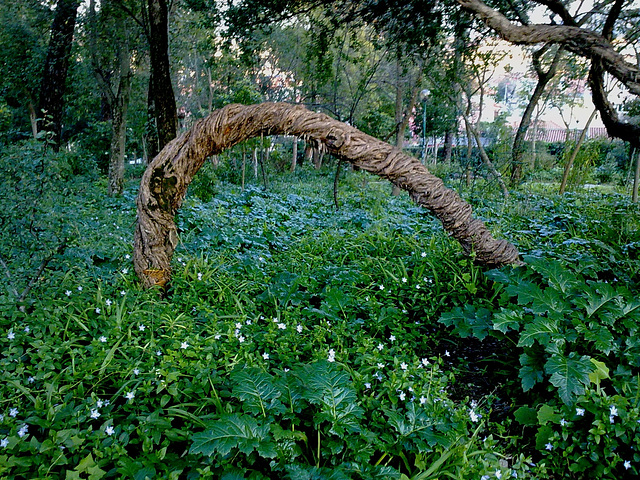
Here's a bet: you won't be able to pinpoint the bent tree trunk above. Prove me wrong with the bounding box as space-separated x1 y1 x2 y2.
134 102 520 289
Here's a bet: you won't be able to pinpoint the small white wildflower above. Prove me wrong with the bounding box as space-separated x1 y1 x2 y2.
65 290 72 296
138 324 145 331
122 268 128 274
78 286 83 291
133 368 140 375
246 320 252 325
98 336 107 343
24 326 30 333
214 334 221 340
105 425 115 436
444 350 450 357
469 410 480 422
389 335 396 341
624 461 631 470
421 358 430 366
156 350 162 356
9 408 18 417
545 443 553 451
379 284 384 290
95 308 101 314
610 405 618 417
277 323 286 330
377 343 384 351
105 299 112 307
610 415 616 424
560 418 567 427
398 391 406 401
400 362 408 371
258 256 264 262
28 376 35 384
495 470 502 479
419 396 427 405
401 277 407 283
125 254 131 260
0 438 8 448
7 330 15 340
180 342 189 349
421 252 426 257
327 349 336 362
238 335 245 343
481 476 490 480
120 290 126 296
296 324 303 333
576 408 585 416
17 424 28 438
96 399 104 408
197 272 203 280
364 382 371 389
416 284 420 289
235 323 243 330
377 362 385 369
125 391 135 401
90 409 101 419
262 353 270 360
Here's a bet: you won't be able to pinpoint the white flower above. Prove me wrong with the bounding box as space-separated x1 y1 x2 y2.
610 405 618 417
296 324 303 333
481 476 490 480
105 299 112 307
545 443 553 451
96 399 104 408
156 350 162 356
28 376 35 384
7 330 15 340
379 284 384 290
377 344 384 351
197 273 203 281
78 286 83 291
389 335 396 341
398 391 406 401
624 460 631 470
0 438 8 448
262 352 270 360
576 408 585 416
401 277 407 283
400 362 408 370
214 334 221 340
105 425 115 436
235 323 243 330
246 320 252 325
495 470 502 479
419 396 427 405
90 409 101 419
469 410 480 422
138 325 145 331
65 290 72 296
277 323 286 330
327 349 336 362
125 391 135 401
364 382 371 389
238 335 245 343
24 326 30 333
610 415 616 424
421 252 426 257
122 268 128 274
560 418 567 427
444 350 450 357
421 358 430 366
9 408 18 417
125 254 130 260
120 290 126 296
180 341 189 349
377 362 385 369
133 368 140 375
95 308 101 314
98 336 107 343
17 425 28 438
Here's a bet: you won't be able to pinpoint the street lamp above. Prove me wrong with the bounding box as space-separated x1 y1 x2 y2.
419 89 430 163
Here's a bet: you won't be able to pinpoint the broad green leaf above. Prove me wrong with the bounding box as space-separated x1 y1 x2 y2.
588 358 610 386
545 353 592 405
492 308 523 333
190 413 276 458
518 317 560 348
525 255 581 293
438 305 492 340
231 368 283 417
575 282 621 320
519 353 544 391
513 406 537 426
537 404 560 425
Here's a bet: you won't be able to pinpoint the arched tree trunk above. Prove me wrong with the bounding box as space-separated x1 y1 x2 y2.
134 102 520 289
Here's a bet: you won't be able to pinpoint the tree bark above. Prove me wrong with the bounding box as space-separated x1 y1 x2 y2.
134 103 521 288
147 0 178 158
38 0 82 150
510 47 563 185
633 149 640 203
291 136 298 173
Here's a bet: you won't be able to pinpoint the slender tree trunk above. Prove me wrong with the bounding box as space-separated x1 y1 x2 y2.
633 148 640 203
511 47 563 185
133 103 520 288
443 130 453 164
291 136 298 173
147 0 178 158
108 39 133 196
559 109 598 194
38 0 81 150
28 101 38 139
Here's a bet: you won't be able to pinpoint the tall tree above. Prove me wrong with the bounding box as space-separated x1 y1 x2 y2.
38 0 82 150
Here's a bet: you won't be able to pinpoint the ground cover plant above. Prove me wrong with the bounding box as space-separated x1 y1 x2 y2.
1 143 640 479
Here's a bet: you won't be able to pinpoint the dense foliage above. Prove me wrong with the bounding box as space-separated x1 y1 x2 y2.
1 142 639 478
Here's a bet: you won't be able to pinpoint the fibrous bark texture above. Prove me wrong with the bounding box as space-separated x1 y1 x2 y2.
134 102 520 289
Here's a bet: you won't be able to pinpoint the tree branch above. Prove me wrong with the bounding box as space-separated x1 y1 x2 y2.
457 0 640 95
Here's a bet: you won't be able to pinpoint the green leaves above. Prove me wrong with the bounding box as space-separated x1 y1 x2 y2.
231 368 284 417
544 353 592 405
190 413 276 458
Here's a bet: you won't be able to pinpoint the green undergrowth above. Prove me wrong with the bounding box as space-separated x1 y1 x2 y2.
1 153 640 479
